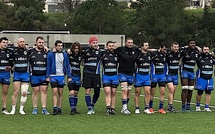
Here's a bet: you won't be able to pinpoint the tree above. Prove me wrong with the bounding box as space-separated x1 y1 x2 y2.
0 2 8 30
69 0 125 34
13 0 45 13
138 0 188 46
4 0 47 30
60 0 81 13
197 5 215 46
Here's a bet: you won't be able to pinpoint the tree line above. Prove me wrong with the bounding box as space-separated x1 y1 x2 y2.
1 0 215 47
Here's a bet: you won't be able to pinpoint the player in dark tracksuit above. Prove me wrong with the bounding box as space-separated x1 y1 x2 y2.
29 36 49 115
67 42 83 115
101 41 119 115
0 37 13 115
195 46 214 112
114 38 140 115
82 36 102 115
180 39 199 112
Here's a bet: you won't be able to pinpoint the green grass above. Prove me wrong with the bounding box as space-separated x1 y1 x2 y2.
1 81 215 134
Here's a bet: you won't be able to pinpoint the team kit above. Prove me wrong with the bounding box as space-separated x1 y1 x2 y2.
0 36 213 116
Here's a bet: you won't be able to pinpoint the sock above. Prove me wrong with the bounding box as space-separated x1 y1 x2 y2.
159 100 164 109
122 99 127 105
19 105 24 111
196 103 200 107
74 95 78 107
69 95 75 109
145 105 149 110
92 88 100 104
186 103 190 107
149 100 153 108
106 106 111 111
135 107 139 110
127 98 130 104
85 94 91 107
205 104 209 108
12 105 16 111
182 104 186 109
53 107 58 111
2 107 6 111
168 104 173 108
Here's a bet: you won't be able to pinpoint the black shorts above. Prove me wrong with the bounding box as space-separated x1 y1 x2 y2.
82 72 101 88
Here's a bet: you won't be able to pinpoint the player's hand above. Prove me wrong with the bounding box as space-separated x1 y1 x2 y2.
46 77 50 82
68 78 72 82
44 46 49 52
52 48 57 52
67 49 71 54
5 66 11 72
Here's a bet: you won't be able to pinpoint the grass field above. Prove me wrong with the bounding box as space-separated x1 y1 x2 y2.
1 81 215 134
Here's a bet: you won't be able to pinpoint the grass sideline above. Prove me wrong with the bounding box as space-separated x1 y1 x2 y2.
1 83 215 134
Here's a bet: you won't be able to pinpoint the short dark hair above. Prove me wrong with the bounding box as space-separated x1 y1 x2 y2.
36 36 44 42
188 38 196 44
160 42 167 48
0 37 8 43
171 41 179 47
55 40 63 46
140 41 148 47
106 41 114 46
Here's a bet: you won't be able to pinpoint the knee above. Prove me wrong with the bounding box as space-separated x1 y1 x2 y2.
197 90 204 96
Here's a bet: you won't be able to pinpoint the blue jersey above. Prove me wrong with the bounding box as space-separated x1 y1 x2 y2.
83 48 102 74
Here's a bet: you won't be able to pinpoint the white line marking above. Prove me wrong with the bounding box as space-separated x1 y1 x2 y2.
116 90 215 108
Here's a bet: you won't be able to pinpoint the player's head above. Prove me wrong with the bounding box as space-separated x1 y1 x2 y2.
125 38 133 48
188 38 196 49
55 40 63 52
140 41 149 51
106 41 115 52
17 38 25 48
159 42 167 54
89 36 98 49
70 41 82 54
0 37 8 49
171 41 179 52
36 36 45 50
202 45 210 55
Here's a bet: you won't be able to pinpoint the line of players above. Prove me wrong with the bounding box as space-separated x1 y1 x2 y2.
0 36 213 116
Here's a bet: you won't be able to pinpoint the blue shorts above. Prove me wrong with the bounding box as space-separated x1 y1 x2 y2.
102 74 119 86
0 72 10 84
30 75 48 87
13 72 30 82
118 73 134 85
68 75 81 86
166 74 178 85
195 77 213 90
50 76 65 88
151 73 166 83
134 73 151 87
181 70 195 80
